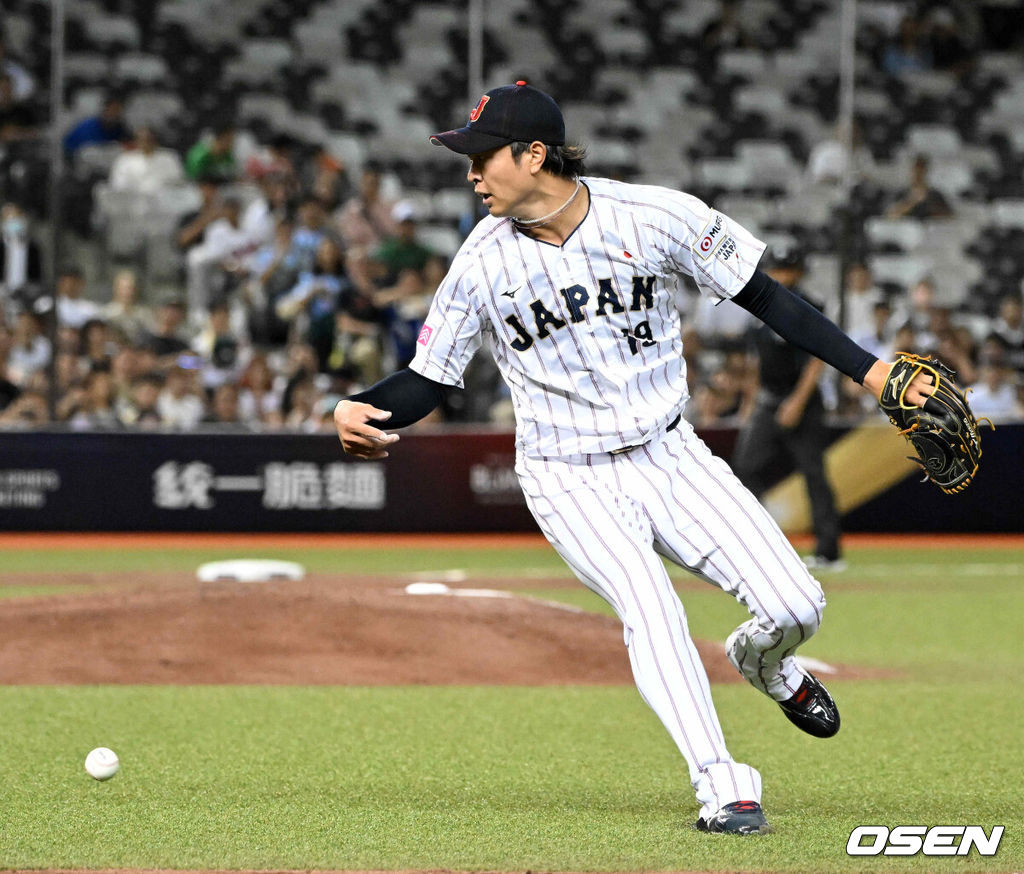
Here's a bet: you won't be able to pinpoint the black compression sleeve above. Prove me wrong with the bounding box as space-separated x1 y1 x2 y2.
731 269 877 384
347 368 452 428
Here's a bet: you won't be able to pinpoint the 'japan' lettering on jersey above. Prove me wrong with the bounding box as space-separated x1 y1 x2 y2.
410 177 765 458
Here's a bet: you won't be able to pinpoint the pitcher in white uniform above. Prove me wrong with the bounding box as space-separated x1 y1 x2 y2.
334 82 935 836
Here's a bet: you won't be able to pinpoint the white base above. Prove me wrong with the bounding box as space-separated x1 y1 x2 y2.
196 559 306 583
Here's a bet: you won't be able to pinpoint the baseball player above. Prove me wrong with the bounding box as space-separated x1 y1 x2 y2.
334 82 935 835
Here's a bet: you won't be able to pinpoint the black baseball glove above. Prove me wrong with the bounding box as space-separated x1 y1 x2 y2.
877 353 991 494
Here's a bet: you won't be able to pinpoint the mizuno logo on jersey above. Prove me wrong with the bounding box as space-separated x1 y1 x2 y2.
501 285 521 299
502 275 656 353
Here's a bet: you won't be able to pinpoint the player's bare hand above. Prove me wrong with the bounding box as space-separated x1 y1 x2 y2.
904 370 936 407
865 359 936 408
334 400 400 459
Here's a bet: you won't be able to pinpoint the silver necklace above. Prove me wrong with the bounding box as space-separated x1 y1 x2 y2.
512 179 582 229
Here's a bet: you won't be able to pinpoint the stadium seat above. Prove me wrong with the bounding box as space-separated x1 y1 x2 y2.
114 53 171 87
417 224 464 259
993 200 1024 229
124 91 186 129
696 158 753 191
432 188 475 223
905 124 962 159
63 53 111 84
869 254 933 288
865 217 926 253
83 15 141 50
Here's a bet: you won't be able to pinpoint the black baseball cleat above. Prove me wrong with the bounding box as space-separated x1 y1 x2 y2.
778 672 840 738
695 800 772 835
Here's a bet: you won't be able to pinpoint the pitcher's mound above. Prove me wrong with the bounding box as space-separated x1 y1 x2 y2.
0 573 878 685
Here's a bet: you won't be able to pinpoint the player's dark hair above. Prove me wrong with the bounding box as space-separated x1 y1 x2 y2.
510 141 587 180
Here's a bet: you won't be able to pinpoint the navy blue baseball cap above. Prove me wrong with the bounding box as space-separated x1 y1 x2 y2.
430 81 565 155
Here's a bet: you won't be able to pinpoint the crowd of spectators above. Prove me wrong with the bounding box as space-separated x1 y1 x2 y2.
0 5 1023 433
2 101 466 431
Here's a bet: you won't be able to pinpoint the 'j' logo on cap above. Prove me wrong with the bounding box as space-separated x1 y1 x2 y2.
469 95 490 122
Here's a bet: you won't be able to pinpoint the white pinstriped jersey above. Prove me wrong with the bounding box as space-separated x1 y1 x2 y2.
410 176 766 458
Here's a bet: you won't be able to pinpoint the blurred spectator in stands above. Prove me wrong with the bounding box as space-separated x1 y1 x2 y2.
882 15 932 76
690 349 756 427
245 133 298 185
968 336 1023 421
806 119 875 186
279 341 320 413
7 308 50 387
918 303 958 358
843 298 896 415
185 124 237 182
79 318 114 372
56 266 101 329
372 201 433 287
282 373 322 431
839 262 885 337
237 353 283 428
335 163 396 251
993 292 1024 374
157 363 205 428
69 367 120 430
934 323 978 386
0 387 48 426
373 254 444 371
0 36 34 102
849 298 895 362
886 155 953 219
142 296 191 365
0 202 42 299
276 237 350 369
176 177 224 254
0 320 19 411
928 8 973 76
237 175 286 261
185 195 259 318
244 215 300 346
0 73 37 143
191 300 245 390
109 126 184 194
306 148 349 213
119 372 163 428
102 269 152 345
700 0 754 52
202 382 248 430
109 343 139 412
63 95 131 157
290 198 331 274
328 291 384 389
892 276 939 336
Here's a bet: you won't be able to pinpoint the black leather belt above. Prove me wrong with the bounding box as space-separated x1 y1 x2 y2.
609 413 681 455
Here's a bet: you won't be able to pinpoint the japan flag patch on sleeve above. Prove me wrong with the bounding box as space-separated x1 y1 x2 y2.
417 324 434 346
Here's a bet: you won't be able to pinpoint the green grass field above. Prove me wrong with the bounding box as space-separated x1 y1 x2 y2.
1 538 1021 873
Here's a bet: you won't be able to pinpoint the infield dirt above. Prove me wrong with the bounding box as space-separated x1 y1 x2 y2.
0 571 884 685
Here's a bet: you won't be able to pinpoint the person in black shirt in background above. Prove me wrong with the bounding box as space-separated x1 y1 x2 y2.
732 242 844 571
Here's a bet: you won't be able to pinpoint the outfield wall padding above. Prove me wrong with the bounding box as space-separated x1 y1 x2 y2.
0 425 1018 532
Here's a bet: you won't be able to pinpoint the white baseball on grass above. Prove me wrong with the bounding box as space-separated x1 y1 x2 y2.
84 747 120 781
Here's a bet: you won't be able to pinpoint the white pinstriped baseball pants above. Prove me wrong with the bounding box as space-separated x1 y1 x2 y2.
516 419 826 820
